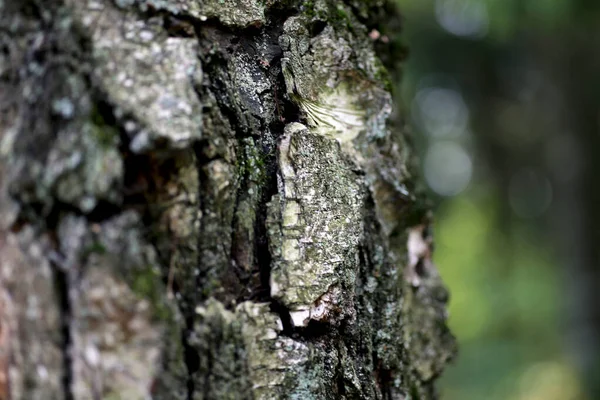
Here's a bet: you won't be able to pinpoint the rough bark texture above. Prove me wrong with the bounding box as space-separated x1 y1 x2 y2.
0 1 455 399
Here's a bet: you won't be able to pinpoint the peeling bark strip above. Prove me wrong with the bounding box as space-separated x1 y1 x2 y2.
0 0 455 399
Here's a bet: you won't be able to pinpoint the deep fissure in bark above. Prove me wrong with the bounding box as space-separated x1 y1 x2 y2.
255 153 280 298
196 14 296 305
182 318 200 400
51 258 74 400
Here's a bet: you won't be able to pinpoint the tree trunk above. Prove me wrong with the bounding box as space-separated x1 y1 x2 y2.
0 1 455 399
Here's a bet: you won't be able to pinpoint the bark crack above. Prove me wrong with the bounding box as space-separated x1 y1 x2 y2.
49 255 74 400
182 318 199 400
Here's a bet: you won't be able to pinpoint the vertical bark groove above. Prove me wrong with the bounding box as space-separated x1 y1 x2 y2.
50 260 74 400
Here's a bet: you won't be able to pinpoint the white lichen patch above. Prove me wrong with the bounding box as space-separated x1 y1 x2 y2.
71 2 203 152
282 200 300 227
268 123 364 327
282 238 301 261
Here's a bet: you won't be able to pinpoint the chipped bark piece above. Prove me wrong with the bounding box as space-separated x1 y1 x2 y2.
268 123 364 327
196 0 266 28
119 0 266 28
406 223 434 287
403 222 456 384
71 1 203 153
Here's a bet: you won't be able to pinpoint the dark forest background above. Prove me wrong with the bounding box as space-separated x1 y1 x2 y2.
396 0 600 398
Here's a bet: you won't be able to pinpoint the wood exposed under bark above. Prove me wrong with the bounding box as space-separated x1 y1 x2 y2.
0 0 455 399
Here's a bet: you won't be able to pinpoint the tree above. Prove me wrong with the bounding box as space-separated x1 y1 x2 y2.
0 0 455 399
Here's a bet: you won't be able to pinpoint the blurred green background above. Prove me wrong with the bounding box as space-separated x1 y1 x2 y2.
394 0 600 398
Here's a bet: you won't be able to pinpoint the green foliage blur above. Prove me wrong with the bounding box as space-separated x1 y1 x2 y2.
434 193 581 399
395 0 600 398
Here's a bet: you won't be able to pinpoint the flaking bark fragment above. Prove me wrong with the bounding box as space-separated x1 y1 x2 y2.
268 122 364 327
70 0 203 153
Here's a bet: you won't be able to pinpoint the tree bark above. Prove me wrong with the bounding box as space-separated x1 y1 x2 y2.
0 1 455 399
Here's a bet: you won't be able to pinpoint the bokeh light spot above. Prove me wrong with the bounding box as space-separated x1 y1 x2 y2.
413 87 469 138
424 142 473 196
434 0 489 38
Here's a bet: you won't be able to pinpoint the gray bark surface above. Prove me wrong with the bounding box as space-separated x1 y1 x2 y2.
0 0 455 399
